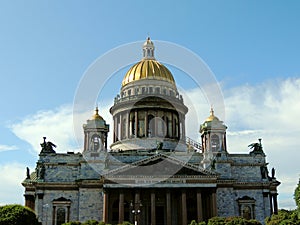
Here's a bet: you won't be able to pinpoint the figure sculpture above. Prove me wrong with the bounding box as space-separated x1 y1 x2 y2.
26 167 30 179
40 137 56 153
271 167 276 179
248 139 264 155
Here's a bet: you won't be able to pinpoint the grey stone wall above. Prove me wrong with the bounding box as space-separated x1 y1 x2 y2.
217 187 235 217
78 188 103 222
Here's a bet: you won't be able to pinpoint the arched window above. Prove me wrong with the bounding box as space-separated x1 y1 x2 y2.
211 134 220 152
237 196 255 220
148 115 155 137
91 134 101 151
138 111 145 137
157 117 165 137
242 205 251 220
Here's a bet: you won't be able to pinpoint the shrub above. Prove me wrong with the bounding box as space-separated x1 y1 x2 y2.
265 209 300 225
62 222 82 225
0 204 39 225
83 220 99 225
208 217 226 225
118 222 133 225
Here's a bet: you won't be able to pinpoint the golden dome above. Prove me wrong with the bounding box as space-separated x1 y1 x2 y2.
121 37 176 87
206 107 220 122
122 59 175 87
91 107 103 120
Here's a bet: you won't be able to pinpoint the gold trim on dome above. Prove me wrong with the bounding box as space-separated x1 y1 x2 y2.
122 59 176 87
91 107 103 120
121 37 176 87
206 107 219 122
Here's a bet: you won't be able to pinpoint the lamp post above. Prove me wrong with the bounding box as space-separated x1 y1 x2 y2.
130 200 142 225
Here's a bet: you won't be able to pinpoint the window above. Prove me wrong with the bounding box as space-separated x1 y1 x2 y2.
148 114 155 137
155 87 160 94
91 134 101 151
138 111 145 137
237 196 255 220
211 134 220 152
52 197 71 225
157 117 165 137
56 208 66 225
142 87 146 94
135 88 139 95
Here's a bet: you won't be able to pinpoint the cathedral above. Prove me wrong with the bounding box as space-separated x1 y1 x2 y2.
22 38 280 225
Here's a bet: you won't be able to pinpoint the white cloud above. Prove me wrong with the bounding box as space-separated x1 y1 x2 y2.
0 144 18 152
10 105 84 154
0 163 27 205
10 103 114 154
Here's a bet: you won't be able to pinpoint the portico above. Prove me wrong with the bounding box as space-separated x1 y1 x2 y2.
101 153 218 225
103 187 217 225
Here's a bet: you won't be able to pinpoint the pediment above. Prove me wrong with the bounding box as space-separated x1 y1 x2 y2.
104 153 217 177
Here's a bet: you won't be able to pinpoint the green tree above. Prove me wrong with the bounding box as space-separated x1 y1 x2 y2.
265 209 300 225
0 204 40 225
295 181 300 210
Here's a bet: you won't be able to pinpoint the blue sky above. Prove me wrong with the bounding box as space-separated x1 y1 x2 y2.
0 1 300 209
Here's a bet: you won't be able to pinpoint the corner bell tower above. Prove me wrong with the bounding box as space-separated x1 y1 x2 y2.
200 108 227 168
83 107 109 152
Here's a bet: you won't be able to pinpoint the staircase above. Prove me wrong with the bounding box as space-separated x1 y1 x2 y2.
186 137 202 152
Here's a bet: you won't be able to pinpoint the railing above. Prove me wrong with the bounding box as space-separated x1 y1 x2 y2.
113 91 184 104
186 136 202 152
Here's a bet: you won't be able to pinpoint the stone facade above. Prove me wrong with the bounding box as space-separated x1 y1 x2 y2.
22 38 280 225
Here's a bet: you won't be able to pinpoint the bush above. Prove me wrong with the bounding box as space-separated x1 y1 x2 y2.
265 209 300 225
83 220 99 225
0 204 39 225
189 220 207 225
207 216 262 225
62 222 82 225
118 222 133 225
208 217 226 225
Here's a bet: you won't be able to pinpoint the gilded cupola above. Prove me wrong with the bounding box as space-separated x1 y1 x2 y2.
121 37 176 88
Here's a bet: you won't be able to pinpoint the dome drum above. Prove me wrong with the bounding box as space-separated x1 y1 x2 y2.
110 107 187 150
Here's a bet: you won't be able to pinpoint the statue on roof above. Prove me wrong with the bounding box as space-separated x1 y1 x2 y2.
40 137 56 153
271 167 276 179
248 138 265 156
26 167 30 179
